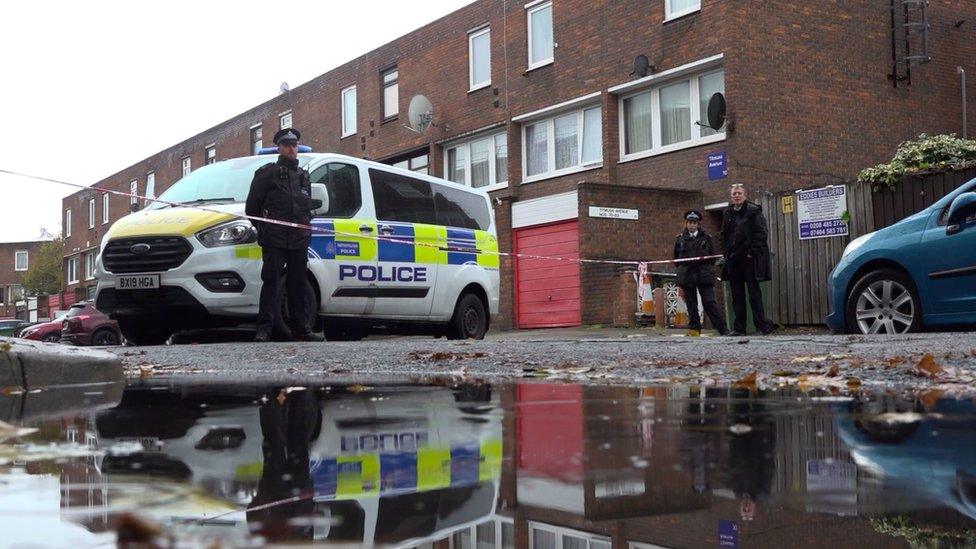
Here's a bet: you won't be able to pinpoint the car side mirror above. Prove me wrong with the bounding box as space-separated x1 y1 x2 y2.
311 183 329 216
946 192 976 235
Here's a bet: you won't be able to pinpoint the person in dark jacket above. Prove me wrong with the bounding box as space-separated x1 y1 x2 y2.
719 184 776 336
674 210 728 336
245 128 324 342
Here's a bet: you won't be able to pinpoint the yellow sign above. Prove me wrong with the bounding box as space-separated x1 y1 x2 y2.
781 195 795 214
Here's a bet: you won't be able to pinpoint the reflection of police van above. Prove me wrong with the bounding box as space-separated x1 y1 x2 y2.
93 153 500 344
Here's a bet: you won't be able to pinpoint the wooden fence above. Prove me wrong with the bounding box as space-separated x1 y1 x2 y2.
759 167 976 325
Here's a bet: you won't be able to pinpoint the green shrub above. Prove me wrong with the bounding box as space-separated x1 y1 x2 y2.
858 134 976 191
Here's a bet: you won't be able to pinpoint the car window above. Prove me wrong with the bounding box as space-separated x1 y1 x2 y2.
432 183 490 231
65 306 88 318
369 169 437 225
310 163 362 219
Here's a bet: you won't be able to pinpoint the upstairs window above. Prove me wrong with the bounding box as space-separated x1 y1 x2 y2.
14 251 28 272
88 198 95 229
251 125 263 154
523 106 602 181
665 0 701 21
280 111 292 129
341 85 357 137
146 172 156 201
102 192 110 224
65 209 72 238
130 180 139 205
181 157 192 177
469 27 491 90
527 1 553 70
205 144 216 165
381 67 399 120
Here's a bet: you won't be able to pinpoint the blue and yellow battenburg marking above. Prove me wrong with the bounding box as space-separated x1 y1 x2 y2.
302 219 499 269
309 439 503 500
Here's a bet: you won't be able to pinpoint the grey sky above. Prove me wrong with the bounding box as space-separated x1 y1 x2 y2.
0 0 476 243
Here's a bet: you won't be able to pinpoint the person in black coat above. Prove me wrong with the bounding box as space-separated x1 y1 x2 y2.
719 184 776 336
673 210 728 336
245 128 324 342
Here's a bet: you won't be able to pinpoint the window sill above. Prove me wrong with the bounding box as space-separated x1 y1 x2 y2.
663 7 700 23
380 116 399 126
619 133 726 164
524 59 554 74
340 131 356 140
477 182 509 193
468 82 492 94
522 163 602 185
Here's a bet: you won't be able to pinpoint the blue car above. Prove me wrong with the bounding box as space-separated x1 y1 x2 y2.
826 177 976 334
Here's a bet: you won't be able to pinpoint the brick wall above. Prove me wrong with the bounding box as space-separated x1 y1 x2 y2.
0 241 47 318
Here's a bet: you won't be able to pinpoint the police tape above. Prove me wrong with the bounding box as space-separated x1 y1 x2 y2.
0 168 723 267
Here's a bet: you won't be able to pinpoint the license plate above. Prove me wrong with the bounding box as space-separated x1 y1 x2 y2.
116 274 160 290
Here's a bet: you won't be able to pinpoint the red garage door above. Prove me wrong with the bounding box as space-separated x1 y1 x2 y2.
515 221 581 329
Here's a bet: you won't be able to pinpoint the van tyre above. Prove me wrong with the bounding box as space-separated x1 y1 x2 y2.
446 293 488 340
273 277 319 340
846 269 921 335
91 328 120 346
119 322 173 346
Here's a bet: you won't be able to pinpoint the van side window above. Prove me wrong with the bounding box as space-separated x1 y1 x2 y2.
432 183 490 231
368 169 437 224
310 163 362 218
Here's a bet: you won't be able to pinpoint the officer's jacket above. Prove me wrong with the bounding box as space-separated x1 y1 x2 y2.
673 229 718 287
245 156 314 249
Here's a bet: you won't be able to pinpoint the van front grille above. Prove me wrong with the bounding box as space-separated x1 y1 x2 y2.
102 237 193 273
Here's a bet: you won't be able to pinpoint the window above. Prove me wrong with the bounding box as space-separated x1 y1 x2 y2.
88 198 95 229
432 183 491 231
528 523 610 549
280 111 292 129
469 27 491 90
309 163 362 218
251 125 263 154
85 251 95 280
527 1 554 70
620 68 725 160
181 157 191 177
0 287 4 305
65 209 72 238
369 169 436 224
381 67 399 120
392 153 429 174
205 144 216 165
341 85 357 137
145 172 156 201
14 251 28 272
665 0 701 21
102 192 110 224
130 180 138 205
67 257 78 284
445 132 508 190
9 285 23 303
522 106 602 181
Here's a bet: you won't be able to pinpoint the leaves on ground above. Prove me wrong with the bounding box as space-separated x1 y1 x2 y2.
912 354 944 378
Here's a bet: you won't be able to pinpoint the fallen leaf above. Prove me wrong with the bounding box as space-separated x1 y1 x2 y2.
347 384 371 394
912 354 944 378
771 370 796 377
0 342 10 352
919 389 945 410
276 390 287 405
845 377 861 389
827 365 841 377
734 372 757 386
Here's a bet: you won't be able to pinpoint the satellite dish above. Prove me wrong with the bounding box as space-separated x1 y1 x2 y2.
280 81 290 94
632 55 651 78
407 95 435 133
706 92 727 131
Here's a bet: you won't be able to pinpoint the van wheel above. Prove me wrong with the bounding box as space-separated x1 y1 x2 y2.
845 269 921 335
91 328 120 346
446 293 488 340
119 321 173 346
323 323 366 342
273 277 319 339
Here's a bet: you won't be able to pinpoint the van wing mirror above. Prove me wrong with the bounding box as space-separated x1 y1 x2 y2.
311 183 329 216
946 192 976 235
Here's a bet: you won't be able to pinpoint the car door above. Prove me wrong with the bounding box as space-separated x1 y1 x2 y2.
920 184 976 316
307 161 376 315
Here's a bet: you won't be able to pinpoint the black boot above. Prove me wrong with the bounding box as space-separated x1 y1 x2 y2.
254 329 271 343
294 332 324 342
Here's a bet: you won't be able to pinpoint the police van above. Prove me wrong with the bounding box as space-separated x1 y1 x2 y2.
93 152 500 345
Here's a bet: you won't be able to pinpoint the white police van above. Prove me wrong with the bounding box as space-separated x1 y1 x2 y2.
94 152 500 345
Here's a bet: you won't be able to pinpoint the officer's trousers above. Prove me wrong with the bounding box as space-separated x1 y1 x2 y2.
680 285 727 333
257 246 309 337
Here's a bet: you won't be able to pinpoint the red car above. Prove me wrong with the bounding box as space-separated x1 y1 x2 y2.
18 313 69 343
60 302 122 346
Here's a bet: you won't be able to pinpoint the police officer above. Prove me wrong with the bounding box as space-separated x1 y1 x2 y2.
673 210 728 337
719 184 776 336
245 128 324 342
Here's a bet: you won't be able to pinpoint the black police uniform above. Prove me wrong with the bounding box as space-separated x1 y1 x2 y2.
673 211 728 334
245 128 317 340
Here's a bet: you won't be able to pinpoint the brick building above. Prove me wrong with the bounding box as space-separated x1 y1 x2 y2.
0 241 46 319
62 0 976 329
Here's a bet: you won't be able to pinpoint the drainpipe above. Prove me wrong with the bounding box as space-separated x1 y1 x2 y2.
959 66 968 139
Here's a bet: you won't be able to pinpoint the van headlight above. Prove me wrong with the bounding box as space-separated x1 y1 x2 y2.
842 233 872 259
197 221 256 248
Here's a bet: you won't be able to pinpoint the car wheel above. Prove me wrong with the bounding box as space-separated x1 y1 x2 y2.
119 321 173 346
845 269 921 335
273 277 318 339
91 329 121 346
42 333 60 343
446 293 488 340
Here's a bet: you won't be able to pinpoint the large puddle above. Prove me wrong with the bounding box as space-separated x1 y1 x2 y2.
1 381 975 547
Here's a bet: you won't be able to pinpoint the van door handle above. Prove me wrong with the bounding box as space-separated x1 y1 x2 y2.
378 225 394 235
359 224 374 233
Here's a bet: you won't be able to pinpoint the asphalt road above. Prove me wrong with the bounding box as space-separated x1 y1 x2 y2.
113 328 976 392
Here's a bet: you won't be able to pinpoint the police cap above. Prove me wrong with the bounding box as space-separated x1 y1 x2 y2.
684 210 703 222
273 128 301 145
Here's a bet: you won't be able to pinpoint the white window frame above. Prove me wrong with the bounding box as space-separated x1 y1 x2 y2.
381 67 399 120
130 180 139 205
468 26 492 91
85 251 95 280
250 124 263 154
88 198 95 229
444 131 509 192
146 172 156 201
205 144 216 165
102 192 110 224
14 250 28 272
280 111 293 129
521 105 603 184
181 157 191 177
526 0 554 71
65 209 72 238
341 85 357 138
448 516 515 549
664 0 701 22
617 67 726 163
68 257 79 285
528 522 611 549
8 285 23 303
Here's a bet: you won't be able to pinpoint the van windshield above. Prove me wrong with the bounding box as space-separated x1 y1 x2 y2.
149 156 313 210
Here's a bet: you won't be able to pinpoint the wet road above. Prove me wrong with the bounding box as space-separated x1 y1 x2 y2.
115 329 976 391
1 380 975 547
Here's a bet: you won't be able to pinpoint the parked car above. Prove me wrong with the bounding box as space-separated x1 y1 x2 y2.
0 319 35 338
826 178 976 334
19 313 70 342
61 302 122 346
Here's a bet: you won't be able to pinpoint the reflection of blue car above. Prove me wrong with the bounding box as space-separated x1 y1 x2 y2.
826 178 976 334
835 398 976 519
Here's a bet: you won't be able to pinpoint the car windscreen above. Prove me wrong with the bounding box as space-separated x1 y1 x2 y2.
149 156 313 210
65 306 88 318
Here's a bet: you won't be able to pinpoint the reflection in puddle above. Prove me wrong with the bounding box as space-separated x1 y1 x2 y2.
0 382 974 547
